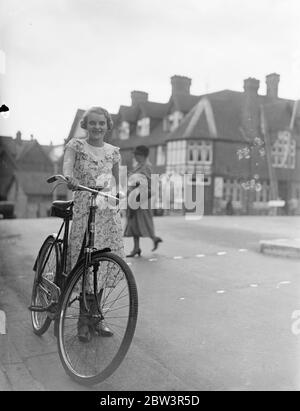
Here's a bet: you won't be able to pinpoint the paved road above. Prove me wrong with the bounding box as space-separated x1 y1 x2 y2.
0 216 299 391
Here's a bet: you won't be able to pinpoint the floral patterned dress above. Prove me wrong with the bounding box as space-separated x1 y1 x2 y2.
64 138 125 272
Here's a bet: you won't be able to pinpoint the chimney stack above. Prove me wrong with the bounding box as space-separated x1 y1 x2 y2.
242 77 260 139
243 77 260 95
171 75 191 96
266 73 280 99
16 130 22 144
131 90 148 106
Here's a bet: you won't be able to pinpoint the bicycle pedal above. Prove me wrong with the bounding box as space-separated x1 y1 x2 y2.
28 305 46 312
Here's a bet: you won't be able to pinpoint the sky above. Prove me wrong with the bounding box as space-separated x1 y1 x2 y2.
0 0 300 145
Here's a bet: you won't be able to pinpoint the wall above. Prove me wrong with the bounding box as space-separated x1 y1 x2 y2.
7 180 28 218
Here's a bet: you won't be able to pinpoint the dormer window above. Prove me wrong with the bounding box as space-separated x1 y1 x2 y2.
169 111 183 132
136 117 150 137
163 111 183 132
119 121 130 140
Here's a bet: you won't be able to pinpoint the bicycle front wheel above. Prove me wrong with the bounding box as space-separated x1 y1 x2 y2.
57 251 138 385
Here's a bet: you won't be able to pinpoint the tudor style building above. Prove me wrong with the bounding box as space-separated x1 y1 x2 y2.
67 74 300 215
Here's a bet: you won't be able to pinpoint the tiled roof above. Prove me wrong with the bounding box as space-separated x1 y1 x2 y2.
15 140 37 160
0 141 17 168
118 105 139 123
0 176 14 197
14 171 53 196
0 136 17 157
165 94 243 142
165 90 300 143
0 136 52 162
169 94 200 113
139 101 168 119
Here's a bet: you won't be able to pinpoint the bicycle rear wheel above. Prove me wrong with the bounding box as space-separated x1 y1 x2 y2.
57 251 138 385
31 236 60 335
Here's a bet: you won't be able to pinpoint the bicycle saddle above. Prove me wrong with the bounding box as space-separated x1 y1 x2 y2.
51 201 73 219
52 200 73 210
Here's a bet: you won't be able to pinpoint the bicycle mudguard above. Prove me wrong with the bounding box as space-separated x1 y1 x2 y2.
96 247 111 253
33 234 57 271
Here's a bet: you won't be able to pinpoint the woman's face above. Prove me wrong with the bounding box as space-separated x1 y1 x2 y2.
86 112 108 140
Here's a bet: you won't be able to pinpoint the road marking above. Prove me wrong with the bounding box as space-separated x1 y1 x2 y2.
149 258 158 262
276 281 291 289
0 310 6 334
239 249 248 252
173 256 183 259
216 290 226 294
250 284 259 288
217 252 227 256
179 297 185 300
196 254 205 258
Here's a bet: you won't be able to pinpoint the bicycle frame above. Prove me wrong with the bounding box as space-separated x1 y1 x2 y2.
31 174 120 314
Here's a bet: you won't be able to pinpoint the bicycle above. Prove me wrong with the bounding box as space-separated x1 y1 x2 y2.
29 175 138 385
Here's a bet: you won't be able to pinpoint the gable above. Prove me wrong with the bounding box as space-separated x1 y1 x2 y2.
17 141 53 172
183 98 217 139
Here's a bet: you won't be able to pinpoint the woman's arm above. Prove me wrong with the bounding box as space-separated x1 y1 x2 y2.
112 162 120 192
63 147 79 190
63 147 76 177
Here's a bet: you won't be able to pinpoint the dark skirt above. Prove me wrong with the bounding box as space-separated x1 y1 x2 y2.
124 208 155 238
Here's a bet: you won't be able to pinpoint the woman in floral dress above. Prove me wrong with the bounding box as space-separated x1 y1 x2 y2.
63 106 124 340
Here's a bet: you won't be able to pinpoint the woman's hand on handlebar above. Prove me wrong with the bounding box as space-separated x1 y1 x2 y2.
65 176 79 191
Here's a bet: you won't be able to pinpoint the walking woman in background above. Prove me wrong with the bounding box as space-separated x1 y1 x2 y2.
124 145 162 257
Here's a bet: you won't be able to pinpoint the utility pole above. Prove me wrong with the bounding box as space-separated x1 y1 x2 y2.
260 105 278 214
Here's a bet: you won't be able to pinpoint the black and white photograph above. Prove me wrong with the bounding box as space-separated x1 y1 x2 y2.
0 0 300 394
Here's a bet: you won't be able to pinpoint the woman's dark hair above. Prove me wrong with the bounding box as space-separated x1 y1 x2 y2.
80 106 113 131
134 145 149 158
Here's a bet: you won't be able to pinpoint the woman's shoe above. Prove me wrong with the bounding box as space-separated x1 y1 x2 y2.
152 237 163 251
126 248 141 258
77 323 92 343
94 322 114 337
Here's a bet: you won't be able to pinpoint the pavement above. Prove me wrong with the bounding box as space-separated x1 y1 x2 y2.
260 238 300 258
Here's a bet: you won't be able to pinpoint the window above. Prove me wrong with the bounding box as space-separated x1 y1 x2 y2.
119 121 130 140
136 117 150 137
187 141 213 164
156 145 165 166
167 140 186 166
272 130 296 169
223 179 243 202
169 111 183 132
163 111 183 132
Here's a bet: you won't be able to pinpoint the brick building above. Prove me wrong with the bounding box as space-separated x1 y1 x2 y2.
67 74 300 215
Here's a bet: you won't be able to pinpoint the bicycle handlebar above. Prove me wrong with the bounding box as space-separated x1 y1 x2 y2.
47 175 122 201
